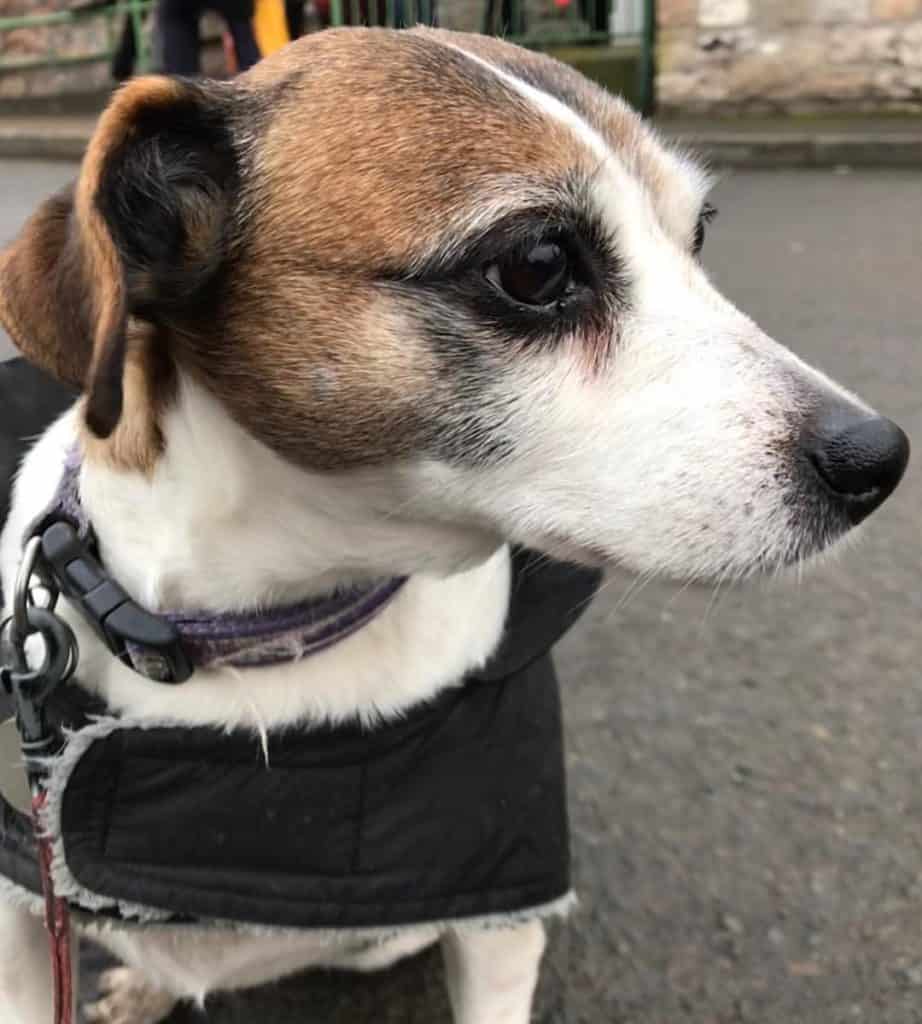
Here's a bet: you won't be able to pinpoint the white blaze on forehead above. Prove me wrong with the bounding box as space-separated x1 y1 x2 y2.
434 38 713 268
436 39 643 267
438 39 612 165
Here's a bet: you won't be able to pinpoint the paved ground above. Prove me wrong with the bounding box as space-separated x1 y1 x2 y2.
1 163 921 1022
6 113 922 165
7 113 922 166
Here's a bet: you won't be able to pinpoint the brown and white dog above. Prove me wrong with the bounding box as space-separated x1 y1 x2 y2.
0 26 909 1024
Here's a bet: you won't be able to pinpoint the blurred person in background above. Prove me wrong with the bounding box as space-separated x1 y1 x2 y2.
226 0 291 73
159 0 261 74
286 0 305 37
253 0 290 53
110 9 141 80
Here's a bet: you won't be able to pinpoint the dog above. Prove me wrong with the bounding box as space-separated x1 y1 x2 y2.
0 26 909 1024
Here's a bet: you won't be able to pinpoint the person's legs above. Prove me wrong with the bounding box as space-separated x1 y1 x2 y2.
285 0 305 38
226 18 262 71
110 15 137 81
158 0 203 74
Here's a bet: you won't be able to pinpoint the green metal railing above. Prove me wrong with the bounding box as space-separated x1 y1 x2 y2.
483 0 609 49
0 0 653 108
329 0 438 29
0 1 154 75
326 0 610 48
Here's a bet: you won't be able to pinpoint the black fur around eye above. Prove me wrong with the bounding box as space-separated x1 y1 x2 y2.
484 241 571 308
400 210 622 353
693 202 718 257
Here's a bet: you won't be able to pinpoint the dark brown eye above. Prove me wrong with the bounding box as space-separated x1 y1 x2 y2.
485 241 571 307
693 202 718 256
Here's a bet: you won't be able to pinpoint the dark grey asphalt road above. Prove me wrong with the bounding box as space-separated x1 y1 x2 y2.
1 164 921 1023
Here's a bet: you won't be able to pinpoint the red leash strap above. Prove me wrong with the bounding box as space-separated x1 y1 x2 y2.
1 536 79 1024
32 789 74 1024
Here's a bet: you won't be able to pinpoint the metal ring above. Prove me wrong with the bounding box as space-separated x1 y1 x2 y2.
28 606 78 690
13 536 42 642
60 636 79 685
29 582 57 613
4 606 79 702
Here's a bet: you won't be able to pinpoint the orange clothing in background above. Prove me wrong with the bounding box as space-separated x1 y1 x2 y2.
253 0 290 55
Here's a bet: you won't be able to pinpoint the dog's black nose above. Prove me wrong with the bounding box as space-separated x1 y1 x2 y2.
805 410 909 524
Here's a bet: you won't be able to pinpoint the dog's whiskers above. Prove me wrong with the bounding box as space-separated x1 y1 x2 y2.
699 568 731 631
602 567 658 623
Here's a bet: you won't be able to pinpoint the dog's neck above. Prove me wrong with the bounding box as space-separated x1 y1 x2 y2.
22 374 513 728
80 375 502 616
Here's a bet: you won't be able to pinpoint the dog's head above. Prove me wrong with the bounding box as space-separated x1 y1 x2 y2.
0 28 908 582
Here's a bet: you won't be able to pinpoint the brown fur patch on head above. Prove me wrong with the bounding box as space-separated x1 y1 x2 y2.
5 29 700 477
243 28 590 273
415 28 709 243
177 270 443 470
171 28 615 469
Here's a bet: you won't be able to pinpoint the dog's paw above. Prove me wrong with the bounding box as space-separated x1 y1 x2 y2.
83 967 177 1024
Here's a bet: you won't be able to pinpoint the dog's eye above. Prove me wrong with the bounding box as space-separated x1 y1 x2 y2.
484 241 571 307
693 202 718 257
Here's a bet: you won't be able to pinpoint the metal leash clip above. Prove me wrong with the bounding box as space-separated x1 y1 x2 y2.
1 536 79 775
0 535 79 1024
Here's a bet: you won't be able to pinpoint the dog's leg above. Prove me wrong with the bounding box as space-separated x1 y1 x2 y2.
441 920 546 1024
87 925 427 1022
83 966 177 1024
0 902 79 1024
330 927 440 971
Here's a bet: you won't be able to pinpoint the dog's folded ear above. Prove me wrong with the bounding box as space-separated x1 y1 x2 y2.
0 76 238 440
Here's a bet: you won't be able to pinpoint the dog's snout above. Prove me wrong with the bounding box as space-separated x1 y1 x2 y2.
804 410 909 524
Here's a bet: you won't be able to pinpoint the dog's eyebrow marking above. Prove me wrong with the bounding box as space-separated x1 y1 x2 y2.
402 190 604 282
435 38 717 254
402 184 570 278
437 40 613 167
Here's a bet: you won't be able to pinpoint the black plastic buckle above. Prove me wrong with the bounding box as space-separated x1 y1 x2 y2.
36 520 192 685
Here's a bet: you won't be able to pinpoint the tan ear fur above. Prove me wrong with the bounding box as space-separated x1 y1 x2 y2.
81 321 175 475
75 77 188 439
0 186 93 387
0 76 226 467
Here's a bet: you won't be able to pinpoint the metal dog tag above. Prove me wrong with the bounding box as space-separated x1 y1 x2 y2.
0 716 31 813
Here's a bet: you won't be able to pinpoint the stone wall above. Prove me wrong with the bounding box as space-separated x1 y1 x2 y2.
0 0 111 99
658 0 922 114
0 2 226 100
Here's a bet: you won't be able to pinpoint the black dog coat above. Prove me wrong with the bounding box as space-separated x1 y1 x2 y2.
0 359 601 930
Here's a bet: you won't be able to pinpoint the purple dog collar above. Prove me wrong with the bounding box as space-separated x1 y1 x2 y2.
153 577 406 672
32 448 406 680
